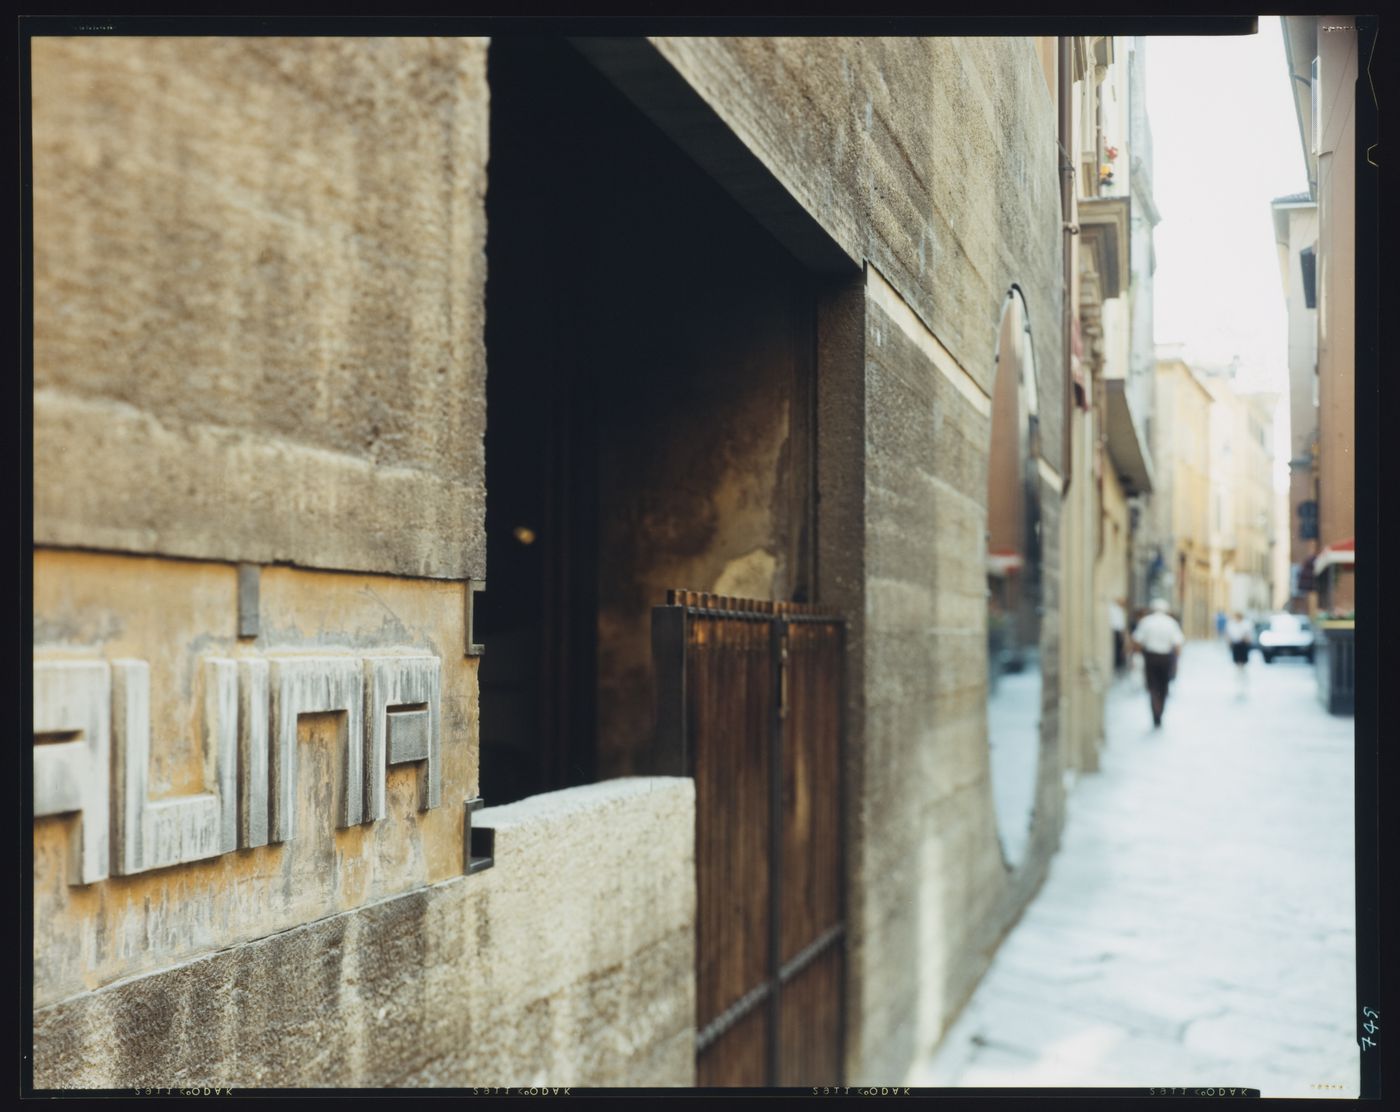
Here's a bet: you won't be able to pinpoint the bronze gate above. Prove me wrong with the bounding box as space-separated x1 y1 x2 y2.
652 590 845 1086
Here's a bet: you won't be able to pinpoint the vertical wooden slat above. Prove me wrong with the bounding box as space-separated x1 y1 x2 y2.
781 621 843 961
698 1001 768 1086
767 615 785 1085
657 594 844 1087
692 608 773 1037
777 947 843 1086
777 619 844 1082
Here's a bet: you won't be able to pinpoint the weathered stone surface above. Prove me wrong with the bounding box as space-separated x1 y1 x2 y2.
651 36 1065 465
237 659 271 849
32 661 112 886
267 657 367 836
850 261 1066 1083
32 551 478 1010
31 37 488 578
109 658 238 876
366 656 442 815
237 565 261 640
30 33 1074 1092
32 778 696 1089
386 709 432 765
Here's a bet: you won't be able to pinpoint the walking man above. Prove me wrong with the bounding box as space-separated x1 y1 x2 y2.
1131 598 1186 728
1225 610 1255 693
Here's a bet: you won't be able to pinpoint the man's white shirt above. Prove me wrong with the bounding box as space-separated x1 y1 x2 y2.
1133 612 1185 654
1225 617 1254 644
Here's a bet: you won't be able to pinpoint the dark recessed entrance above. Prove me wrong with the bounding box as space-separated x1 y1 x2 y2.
480 38 818 806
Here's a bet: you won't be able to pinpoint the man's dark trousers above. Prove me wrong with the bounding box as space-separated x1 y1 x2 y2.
1143 650 1175 726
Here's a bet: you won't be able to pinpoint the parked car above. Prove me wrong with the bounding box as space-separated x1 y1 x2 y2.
1256 612 1315 663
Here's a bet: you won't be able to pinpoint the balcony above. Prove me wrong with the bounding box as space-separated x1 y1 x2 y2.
1104 378 1153 495
1078 195 1131 299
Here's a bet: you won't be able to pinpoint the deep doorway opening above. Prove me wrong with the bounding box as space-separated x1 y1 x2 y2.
479 38 821 805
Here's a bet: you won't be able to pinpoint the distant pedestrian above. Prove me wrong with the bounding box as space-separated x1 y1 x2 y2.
1131 598 1186 728
1109 598 1127 674
1215 610 1227 640
1226 610 1254 691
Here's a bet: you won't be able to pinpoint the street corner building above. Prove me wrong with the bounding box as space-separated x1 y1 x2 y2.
31 33 1114 1088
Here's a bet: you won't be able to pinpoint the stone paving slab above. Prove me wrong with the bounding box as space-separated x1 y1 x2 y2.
908 644 1360 1097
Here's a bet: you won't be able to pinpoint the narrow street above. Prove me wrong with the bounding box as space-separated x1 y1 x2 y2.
28 23 1372 1091
909 641 1358 1097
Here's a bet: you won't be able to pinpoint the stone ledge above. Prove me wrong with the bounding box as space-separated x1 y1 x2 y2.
33 777 697 1089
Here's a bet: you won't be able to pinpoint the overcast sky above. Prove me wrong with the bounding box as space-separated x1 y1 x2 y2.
1145 17 1309 488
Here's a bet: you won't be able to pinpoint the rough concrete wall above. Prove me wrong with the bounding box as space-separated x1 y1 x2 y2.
854 272 1065 1083
642 38 1065 1083
650 36 1065 466
31 37 488 579
33 778 696 1089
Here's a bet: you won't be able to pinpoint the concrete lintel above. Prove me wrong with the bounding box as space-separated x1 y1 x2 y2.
568 37 859 279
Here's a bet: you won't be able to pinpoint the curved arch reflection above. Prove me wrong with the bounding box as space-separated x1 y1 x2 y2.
986 288 1042 870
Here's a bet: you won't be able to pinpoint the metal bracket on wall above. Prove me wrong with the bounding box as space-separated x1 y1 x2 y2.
465 579 486 657
464 796 494 875
237 564 261 639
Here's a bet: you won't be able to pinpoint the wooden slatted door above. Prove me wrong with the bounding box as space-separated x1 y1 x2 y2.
652 590 845 1086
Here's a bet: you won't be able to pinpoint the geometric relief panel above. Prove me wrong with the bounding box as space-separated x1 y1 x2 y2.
33 661 112 885
110 658 238 875
364 655 441 820
237 658 270 850
32 651 447 885
267 656 365 842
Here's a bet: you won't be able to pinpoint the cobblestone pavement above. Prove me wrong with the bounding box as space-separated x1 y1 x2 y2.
908 641 1360 1098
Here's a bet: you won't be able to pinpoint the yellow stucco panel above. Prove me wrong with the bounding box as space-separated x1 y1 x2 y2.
32 549 480 1008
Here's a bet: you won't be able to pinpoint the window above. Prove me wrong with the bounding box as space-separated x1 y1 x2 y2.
1300 245 1317 308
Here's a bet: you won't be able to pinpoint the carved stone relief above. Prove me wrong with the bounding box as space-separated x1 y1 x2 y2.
365 655 442 818
111 659 237 875
32 653 444 885
33 661 111 885
268 657 366 838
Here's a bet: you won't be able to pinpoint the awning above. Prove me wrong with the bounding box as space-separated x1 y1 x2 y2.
987 550 1023 577
1103 378 1154 495
1314 538 1355 575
